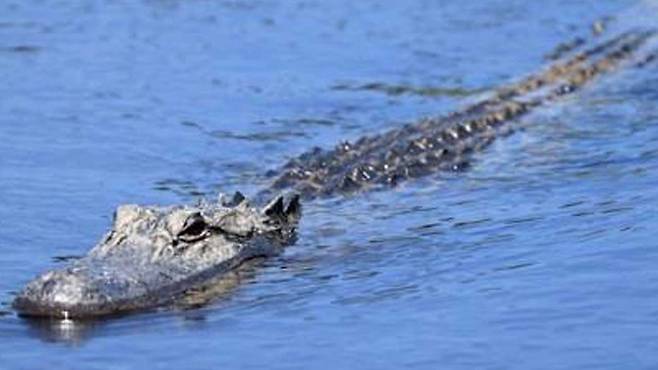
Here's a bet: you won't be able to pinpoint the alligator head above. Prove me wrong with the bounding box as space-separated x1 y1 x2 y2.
13 193 301 318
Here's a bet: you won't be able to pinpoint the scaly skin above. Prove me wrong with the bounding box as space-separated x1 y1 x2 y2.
13 194 300 318
266 29 655 199
13 25 657 319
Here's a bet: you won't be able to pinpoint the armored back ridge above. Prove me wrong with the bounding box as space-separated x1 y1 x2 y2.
13 22 658 318
265 29 657 199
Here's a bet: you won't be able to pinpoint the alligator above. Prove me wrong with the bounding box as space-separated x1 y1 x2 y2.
12 23 658 319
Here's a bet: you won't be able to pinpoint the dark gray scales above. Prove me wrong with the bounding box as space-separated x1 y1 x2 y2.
266 30 655 199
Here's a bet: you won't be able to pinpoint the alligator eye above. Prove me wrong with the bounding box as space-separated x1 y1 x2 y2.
177 213 207 239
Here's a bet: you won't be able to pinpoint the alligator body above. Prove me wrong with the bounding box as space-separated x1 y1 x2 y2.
266 29 657 199
13 24 658 318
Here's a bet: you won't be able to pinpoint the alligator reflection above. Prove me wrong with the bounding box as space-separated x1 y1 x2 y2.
23 316 98 345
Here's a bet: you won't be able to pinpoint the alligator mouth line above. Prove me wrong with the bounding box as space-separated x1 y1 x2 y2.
11 19 658 320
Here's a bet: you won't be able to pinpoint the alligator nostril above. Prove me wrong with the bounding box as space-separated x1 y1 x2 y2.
41 279 57 295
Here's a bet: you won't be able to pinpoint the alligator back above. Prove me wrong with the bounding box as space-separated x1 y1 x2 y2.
267 28 658 199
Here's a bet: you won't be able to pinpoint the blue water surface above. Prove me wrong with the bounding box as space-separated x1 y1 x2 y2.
2 0 658 369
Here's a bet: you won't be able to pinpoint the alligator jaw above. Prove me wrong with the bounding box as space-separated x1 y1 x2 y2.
12 193 301 319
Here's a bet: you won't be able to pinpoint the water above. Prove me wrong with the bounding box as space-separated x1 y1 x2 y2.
2 0 658 368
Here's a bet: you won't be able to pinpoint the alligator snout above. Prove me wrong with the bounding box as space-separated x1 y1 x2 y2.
12 267 111 318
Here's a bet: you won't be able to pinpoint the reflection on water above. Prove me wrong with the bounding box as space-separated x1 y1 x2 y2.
22 317 98 345
2 0 658 369
331 82 488 98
